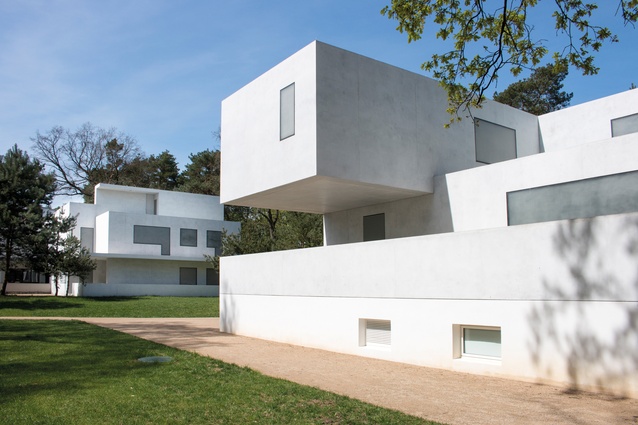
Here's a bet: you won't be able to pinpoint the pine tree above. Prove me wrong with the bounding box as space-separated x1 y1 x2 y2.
0 145 56 295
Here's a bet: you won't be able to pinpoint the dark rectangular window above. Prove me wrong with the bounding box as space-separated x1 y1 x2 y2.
180 228 197 247
133 225 170 255
363 213 385 242
207 230 222 254
179 267 197 285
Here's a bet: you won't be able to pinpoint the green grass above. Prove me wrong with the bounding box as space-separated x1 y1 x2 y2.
0 296 218 317
0 320 441 425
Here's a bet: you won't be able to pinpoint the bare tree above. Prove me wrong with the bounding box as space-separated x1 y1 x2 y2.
32 122 142 201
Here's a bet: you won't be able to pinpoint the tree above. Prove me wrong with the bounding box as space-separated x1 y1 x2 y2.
28 212 76 297
493 61 574 115
381 1 637 121
58 235 96 296
148 150 180 190
178 149 221 195
0 145 56 296
32 122 143 201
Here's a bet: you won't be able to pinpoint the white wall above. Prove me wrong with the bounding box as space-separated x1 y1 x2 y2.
539 89 638 151
221 212 638 397
324 176 454 245
94 184 224 220
105 258 212 285
445 132 638 232
93 211 239 258
221 41 318 204
221 41 540 213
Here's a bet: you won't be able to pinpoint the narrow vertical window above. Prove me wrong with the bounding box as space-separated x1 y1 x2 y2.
280 83 295 140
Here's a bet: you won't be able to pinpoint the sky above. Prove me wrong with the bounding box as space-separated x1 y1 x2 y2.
1 0 637 172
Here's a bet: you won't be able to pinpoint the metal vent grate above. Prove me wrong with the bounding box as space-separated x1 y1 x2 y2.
366 319 391 346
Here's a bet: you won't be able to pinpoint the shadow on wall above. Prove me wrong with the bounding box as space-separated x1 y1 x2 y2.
527 215 638 396
219 279 237 334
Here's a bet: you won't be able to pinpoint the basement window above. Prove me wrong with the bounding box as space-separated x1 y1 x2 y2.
359 319 391 348
454 325 501 360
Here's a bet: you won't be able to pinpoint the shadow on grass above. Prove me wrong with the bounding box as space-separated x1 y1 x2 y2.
0 320 180 402
0 298 83 311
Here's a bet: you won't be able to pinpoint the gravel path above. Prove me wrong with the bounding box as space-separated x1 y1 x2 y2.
68 317 637 425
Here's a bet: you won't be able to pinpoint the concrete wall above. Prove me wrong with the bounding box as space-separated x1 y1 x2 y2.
539 89 638 151
221 211 638 397
324 176 453 245
4 282 50 294
105 258 213 286
94 211 239 258
315 41 540 188
221 42 318 204
67 282 218 297
221 41 540 212
94 184 224 220
445 132 638 232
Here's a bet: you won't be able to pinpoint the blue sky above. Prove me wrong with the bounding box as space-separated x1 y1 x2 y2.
1 0 637 171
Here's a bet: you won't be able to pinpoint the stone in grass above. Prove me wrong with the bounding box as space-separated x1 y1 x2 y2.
138 356 172 363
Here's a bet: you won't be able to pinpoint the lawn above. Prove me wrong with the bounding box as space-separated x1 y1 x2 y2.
0 296 218 318
0 320 441 425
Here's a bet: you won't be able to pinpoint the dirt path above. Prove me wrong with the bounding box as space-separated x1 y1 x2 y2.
57 317 634 425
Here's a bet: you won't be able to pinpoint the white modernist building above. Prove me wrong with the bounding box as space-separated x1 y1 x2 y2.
55 183 240 297
220 41 638 397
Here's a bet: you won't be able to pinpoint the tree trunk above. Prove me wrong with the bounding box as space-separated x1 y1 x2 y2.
1 242 12 296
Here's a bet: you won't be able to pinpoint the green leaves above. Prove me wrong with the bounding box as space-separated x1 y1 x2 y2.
382 0 637 121
493 60 574 115
0 145 57 295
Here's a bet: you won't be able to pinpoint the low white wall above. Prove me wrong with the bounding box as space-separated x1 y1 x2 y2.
4 282 51 294
221 212 638 397
77 283 218 297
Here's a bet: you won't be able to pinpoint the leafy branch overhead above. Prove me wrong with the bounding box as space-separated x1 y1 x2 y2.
382 0 637 121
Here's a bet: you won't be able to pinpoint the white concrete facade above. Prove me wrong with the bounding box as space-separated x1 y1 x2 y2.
220 41 638 396
55 183 240 297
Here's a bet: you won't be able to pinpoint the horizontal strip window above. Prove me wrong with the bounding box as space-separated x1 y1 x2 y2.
611 112 638 137
507 170 638 226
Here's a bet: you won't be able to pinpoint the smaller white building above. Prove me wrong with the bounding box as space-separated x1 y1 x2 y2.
55 183 240 297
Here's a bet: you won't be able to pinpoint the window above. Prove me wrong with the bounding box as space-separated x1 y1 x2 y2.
133 225 170 255
206 268 219 286
363 213 385 242
280 83 295 140
359 319 391 347
180 228 197 247
507 170 638 226
179 267 197 285
455 325 501 360
474 118 517 164
206 230 222 254
611 113 638 137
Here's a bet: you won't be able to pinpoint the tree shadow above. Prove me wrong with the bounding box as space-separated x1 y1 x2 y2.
0 298 83 311
527 214 638 396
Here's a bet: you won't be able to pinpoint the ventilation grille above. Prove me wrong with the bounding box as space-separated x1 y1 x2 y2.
365 319 391 346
